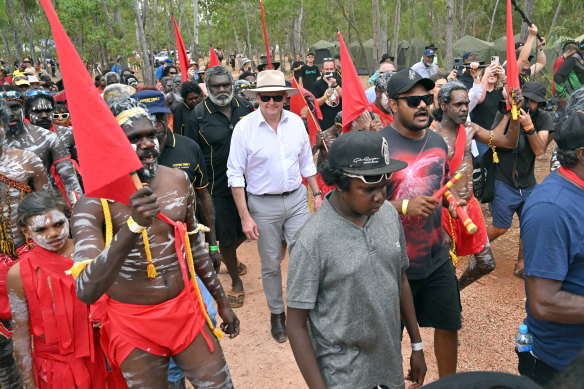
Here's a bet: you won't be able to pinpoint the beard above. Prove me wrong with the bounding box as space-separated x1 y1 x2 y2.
137 163 159 183
6 123 23 137
208 89 234 107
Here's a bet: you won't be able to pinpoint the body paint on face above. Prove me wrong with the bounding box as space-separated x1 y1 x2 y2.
26 210 69 252
381 93 390 111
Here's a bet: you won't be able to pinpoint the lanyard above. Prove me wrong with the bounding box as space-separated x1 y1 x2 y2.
559 166 584 189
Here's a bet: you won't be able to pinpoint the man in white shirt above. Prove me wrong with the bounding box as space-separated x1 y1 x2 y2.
227 70 322 343
411 49 439 79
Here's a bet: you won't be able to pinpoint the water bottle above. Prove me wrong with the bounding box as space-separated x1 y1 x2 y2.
515 324 533 352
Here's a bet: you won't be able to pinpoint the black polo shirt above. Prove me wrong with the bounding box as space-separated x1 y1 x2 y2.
158 128 208 192
184 96 253 196
173 101 193 136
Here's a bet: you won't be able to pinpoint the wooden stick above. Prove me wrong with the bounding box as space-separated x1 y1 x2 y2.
432 172 462 199
444 190 478 235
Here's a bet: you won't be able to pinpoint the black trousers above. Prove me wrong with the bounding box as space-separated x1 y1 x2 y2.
517 350 559 387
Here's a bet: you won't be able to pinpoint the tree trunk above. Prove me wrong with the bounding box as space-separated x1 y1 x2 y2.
232 24 242 55
486 0 500 41
1 34 13 64
144 0 155 69
5 0 23 63
392 0 401 60
293 0 304 56
21 12 37 63
337 0 372 76
99 0 115 40
445 0 455 70
243 1 253 58
548 0 562 35
458 0 464 38
132 0 154 84
372 0 381 64
168 0 177 53
193 0 199 62
407 0 414 66
519 0 534 43
163 0 171 53
381 0 388 54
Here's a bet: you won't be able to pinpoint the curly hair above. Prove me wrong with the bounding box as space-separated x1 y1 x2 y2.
107 97 156 128
319 159 351 191
205 65 233 85
17 189 69 229
180 81 202 99
433 80 467 122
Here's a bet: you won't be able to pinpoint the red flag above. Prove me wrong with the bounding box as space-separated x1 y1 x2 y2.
39 0 143 205
506 0 520 118
209 46 220 68
172 15 189 82
339 30 369 132
290 76 322 145
259 0 273 70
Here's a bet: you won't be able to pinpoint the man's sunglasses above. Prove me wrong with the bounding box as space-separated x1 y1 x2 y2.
258 94 285 103
394 94 433 108
26 89 51 97
169 71 177 75
54 113 70 119
345 172 392 184
322 57 333 62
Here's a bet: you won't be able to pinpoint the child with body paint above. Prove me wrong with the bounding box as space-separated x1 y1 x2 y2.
7 190 108 388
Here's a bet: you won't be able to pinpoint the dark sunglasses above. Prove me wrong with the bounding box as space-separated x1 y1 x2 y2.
168 71 177 75
26 89 51 97
345 172 392 184
258 94 285 103
394 94 433 108
54 113 70 119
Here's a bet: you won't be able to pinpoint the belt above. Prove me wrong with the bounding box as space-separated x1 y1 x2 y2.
259 186 300 197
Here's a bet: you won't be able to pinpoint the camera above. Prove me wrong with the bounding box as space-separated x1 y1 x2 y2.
454 58 487 72
323 72 335 80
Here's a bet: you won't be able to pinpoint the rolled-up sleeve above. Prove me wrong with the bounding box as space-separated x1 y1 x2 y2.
297 122 317 178
226 125 247 188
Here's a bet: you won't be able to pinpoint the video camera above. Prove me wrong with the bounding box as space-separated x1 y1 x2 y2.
454 58 487 73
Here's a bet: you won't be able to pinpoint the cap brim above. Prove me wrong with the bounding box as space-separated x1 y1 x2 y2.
243 87 298 98
391 78 435 99
342 158 408 176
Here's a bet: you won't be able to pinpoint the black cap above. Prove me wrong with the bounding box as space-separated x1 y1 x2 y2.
380 53 395 64
328 130 407 175
387 69 435 99
522 82 547 103
555 111 584 150
334 53 341 60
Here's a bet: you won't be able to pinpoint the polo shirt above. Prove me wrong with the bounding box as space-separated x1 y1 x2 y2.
184 97 253 196
158 128 208 191
173 101 193 136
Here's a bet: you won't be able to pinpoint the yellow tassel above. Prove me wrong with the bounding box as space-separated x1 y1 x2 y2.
184 231 224 339
492 149 499 163
147 262 158 279
142 229 157 279
450 251 461 266
66 259 94 278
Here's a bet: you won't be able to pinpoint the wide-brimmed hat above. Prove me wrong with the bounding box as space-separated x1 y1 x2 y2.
522 82 547 103
257 58 280 72
243 70 298 98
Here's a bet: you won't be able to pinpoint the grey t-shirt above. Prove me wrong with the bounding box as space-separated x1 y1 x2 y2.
287 194 409 389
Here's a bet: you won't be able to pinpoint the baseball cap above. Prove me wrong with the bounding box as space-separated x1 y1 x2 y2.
328 130 407 176
306 51 315 56
424 49 435 57
13 76 30 86
387 69 435 99
334 53 341 60
164 58 173 64
462 51 473 61
555 110 584 150
522 82 547 103
131 90 171 114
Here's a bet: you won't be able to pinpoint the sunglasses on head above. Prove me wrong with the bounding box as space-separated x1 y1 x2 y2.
258 94 285 103
394 94 433 108
3 91 21 100
322 57 333 61
345 172 392 184
26 89 51 97
54 113 70 119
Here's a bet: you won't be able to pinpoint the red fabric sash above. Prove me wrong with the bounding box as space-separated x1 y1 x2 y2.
0 243 34 322
449 124 467 173
19 246 93 360
559 167 584 189
368 103 394 127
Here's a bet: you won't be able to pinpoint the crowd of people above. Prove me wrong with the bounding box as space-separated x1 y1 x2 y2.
0 15 580 389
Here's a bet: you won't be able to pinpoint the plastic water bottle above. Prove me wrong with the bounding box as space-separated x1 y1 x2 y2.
515 324 533 352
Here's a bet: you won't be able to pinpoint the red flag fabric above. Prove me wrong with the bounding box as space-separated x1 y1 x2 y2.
39 0 143 205
339 30 370 132
290 77 322 145
260 0 273 70
506 0 520 110
209 46 220 68
172 15 189 82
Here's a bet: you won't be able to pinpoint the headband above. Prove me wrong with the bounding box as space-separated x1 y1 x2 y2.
115 107 148 126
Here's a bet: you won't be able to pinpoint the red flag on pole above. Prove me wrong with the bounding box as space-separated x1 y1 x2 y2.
506 0 520 119
290 76 322 145
260 0 273 70
338 30 369 132
209 46 220 68
172 14 189 82
39 0 142 205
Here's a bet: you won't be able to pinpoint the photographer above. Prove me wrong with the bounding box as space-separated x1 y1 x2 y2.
517 24 547 87
312 59 342 130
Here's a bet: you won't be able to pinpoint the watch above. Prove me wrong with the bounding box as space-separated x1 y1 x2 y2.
525 128 536 135
313 191 322 197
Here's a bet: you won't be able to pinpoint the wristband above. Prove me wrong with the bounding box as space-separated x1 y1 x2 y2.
335 85 340 89
208 245 219 252
523 124 534 131
127 216 146 234
313 191 322 197
411 341 424 351
402 200 409 215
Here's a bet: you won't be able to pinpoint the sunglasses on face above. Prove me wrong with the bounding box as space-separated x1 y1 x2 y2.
54 113 70 119
345 172 392 184
169 72 177 75
258 94 285 103
394 94 433 108
26 89 51 97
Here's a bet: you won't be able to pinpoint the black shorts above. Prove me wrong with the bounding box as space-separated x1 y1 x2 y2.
212 195 245 247
407 260 462 331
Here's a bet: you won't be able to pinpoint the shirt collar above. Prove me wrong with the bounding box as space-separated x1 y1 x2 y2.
164 127 175 149
256 107 291 128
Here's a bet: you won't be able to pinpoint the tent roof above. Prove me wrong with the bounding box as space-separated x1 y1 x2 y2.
311 40 335 50
453 35 494 62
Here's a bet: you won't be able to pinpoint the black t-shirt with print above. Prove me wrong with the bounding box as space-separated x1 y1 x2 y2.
378 125 450 280
312 78 342 131
292 60 305 81
299 65 321 91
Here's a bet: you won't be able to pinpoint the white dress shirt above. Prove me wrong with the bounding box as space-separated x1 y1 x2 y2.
410 61 439 79
227 108 317 195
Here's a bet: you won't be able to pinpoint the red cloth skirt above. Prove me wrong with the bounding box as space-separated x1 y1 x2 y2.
442 196 488 257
